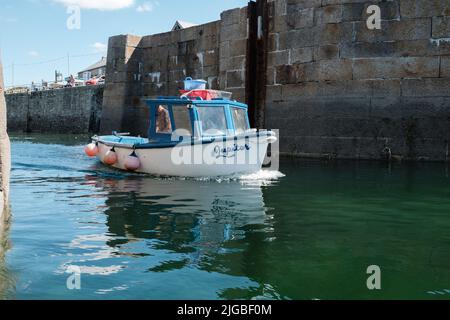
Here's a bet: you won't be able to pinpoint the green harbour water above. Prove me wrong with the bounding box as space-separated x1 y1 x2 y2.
1 134 450 300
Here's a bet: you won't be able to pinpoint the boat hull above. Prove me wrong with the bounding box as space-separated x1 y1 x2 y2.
95 133 275 177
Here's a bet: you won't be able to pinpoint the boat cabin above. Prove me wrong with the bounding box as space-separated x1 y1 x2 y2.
145 96 251 142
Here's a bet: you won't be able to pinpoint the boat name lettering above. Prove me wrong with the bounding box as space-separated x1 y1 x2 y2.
214 144 250 158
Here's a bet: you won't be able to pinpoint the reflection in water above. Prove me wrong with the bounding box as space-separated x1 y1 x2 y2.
100 178 270 246
5 135 450 299
65 175 280 299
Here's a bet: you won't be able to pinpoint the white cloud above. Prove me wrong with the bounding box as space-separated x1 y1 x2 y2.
28 51 39 57
54 0 134 11
136 2 153 12
91 42 107 53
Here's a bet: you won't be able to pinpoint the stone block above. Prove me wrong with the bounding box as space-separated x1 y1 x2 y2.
221 55 245 71
226 70 245 88
316 59 353 81
340 42 371 58
341 41 395 58
202 65 219 79
400 0 450 18
220 41 230 59
207 76 219 89
400 97 449 117
284 96 371 121
103 82 128 97
353 57 440 79
287 0 322 10
316 23 343 44
220 23 247 42
314 45 339 60
369 97 403 119
154 32 173 48
349 19 432 43
291 47 314 63
441 56 450 77
202 21 220 36
239 7 248 24
314 5 343 24
271 10 315 33
268 33 279 52
108 35 128 48
201 35 219 51
316 79 373 98
168 69 187 82
272 0 287 17
139 35 155 48
276 59 353 83
432 16 450 39
289 8 315 29
289 116 376 138
265 101 301 121
108 71 132 83
221 8 241 26
370 79 402 97
268 50 290 66
282 82 319 100
179 27 197 42
342 1 400 22
218 71 227 90
230 39 247 57
401 78 450 97
267 66 276 85
202 50 219 67
6 94 29 132
341 39 450 58
142 83 164 96
275 62 315 83
266 85 283 102
279 28 316 49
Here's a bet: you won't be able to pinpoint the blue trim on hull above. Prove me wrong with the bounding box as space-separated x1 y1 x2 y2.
93 131 274 150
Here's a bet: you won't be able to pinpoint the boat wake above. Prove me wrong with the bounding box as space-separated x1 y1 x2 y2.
192 170 285 186
239 170 285 181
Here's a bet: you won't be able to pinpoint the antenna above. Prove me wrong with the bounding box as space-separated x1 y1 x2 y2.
11 62 14 88
67 53 70 76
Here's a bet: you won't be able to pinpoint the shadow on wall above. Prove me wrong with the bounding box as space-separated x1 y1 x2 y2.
0 208 13 300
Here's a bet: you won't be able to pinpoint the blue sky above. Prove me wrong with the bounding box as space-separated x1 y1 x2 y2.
0 0 248 87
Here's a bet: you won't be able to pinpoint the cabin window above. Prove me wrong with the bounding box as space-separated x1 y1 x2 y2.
197 106 227 136
155 105 172 134
172 105 192 136
232 108 249 134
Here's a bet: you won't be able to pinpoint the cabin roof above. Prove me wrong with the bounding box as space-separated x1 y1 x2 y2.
145 97 248 108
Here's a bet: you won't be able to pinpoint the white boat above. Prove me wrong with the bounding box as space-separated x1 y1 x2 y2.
85 90 277 177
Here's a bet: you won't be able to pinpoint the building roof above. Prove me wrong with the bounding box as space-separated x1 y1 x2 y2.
172 20 198 31
79 57 107 73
